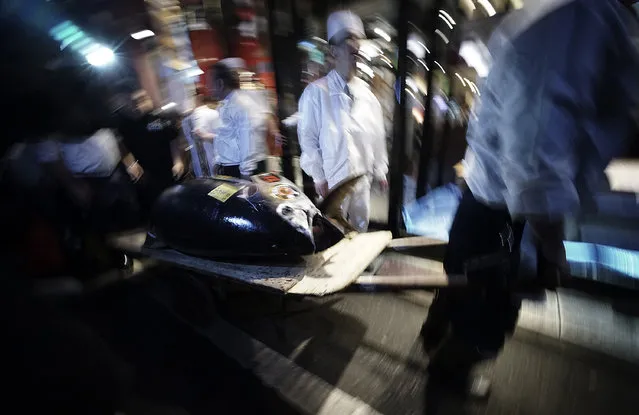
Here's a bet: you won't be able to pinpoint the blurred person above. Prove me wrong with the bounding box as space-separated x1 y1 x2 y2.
422 0 639 398
116 89 185 214
209 60 267 178
183 85 219 177
220 58 282 171
297 10 388 232
34 100 141 234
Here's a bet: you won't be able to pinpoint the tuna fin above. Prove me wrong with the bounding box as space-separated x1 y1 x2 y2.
317 174 365 233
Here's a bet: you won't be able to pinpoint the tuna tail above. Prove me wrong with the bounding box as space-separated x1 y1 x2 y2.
317 174 366 233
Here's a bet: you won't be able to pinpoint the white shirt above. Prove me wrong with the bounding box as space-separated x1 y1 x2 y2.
183 105 219 177
35 129 121 177
214 90 266 176
298 70 388 189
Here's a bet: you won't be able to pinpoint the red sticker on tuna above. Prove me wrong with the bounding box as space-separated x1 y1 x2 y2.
271 184 299 200
259 173 280 183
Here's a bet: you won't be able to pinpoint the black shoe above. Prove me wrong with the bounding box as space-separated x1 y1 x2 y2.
420 318 449 355
427 334 492 400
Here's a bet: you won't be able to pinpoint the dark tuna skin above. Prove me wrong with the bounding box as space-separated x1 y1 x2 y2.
149 177 317 259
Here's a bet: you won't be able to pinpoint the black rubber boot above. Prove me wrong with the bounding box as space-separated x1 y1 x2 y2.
426 333 492 400
420 289 451 355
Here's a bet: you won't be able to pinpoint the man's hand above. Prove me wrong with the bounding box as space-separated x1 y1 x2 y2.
172 162 185 180
126 161 144 183
315 181 329 198
192 128 215 141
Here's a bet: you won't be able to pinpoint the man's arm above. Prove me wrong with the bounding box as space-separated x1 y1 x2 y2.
370 98 388 185
192 110 216 142
237 107 258 177
117 140 144 182
297 85 327 194
35 140 92 207
193 129 215 141
170 138 185 179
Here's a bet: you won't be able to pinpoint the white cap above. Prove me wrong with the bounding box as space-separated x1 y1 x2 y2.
327 11 365 43
219 57 247 70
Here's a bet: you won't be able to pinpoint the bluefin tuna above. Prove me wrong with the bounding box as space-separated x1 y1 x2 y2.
145 173 362 259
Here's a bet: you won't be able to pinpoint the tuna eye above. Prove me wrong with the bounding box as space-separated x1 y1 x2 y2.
281 206 294 216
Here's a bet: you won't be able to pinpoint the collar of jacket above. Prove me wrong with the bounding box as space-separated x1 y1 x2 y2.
328 70 352 96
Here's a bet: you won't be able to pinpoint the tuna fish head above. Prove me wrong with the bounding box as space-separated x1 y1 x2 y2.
250 173 345 254
147 173 361 259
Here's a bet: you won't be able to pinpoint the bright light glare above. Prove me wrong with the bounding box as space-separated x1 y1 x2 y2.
455 73 466 86
434 61 446 74
359 41 380 59
374 28 391 42
131 30 155 40
459 41 490 77
356 61 374 78
439 10 456 26
438 13 454 30
477 0 497 16
380 55 394 68
406 78 419 93
435 29 449 44
86 46 114 67
185 68 204 78
162 102 177 111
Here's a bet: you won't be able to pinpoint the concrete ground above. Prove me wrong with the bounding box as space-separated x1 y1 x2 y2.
65 263 639 415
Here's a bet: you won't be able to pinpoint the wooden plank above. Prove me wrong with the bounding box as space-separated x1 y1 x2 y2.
376 253 445 275
142 231 393 296
141 247 307 293
387 236 447 249
354 272 467 288
288 231 393 296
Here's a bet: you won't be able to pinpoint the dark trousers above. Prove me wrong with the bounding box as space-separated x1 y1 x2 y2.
424 189 525 357
55 166 141 234
215 160 267 179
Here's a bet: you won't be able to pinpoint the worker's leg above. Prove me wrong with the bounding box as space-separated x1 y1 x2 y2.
344 176 372 232
425 189 524 396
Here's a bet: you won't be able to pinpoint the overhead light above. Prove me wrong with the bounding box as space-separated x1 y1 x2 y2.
418 58 429 71
439 10 456 26
434 61 446 74
459 41 490 77
438 13 454 30
131 30 155 40
406 78 419 93
477 0 497 16
162 102 177 111
455 73 466 86
356 61 374 78
380 55 394 68
435 29 449 44
374 27 391 42
85 45 114 67
418 41 430 54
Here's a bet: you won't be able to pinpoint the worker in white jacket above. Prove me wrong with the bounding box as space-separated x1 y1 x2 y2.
297 10 388 232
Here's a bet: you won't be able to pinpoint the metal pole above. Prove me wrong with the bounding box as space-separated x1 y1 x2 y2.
266 0 298 181
387 0 410 237
415 0 445 199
